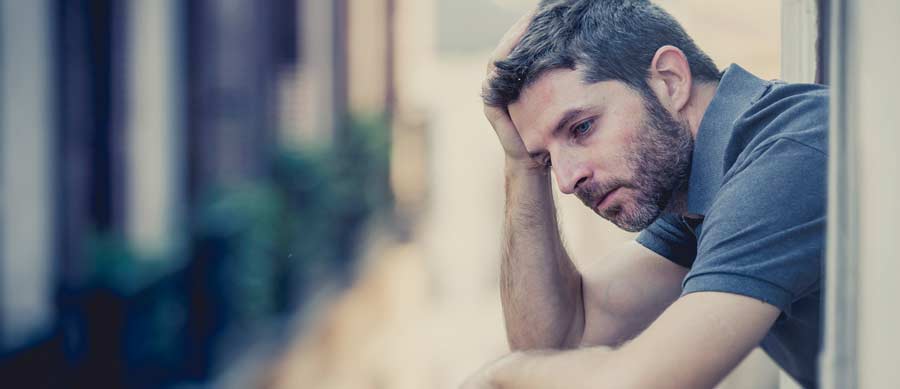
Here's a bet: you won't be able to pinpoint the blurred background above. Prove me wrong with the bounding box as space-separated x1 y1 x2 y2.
0 0 788 388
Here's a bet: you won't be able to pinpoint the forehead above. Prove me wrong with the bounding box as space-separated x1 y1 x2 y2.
508 68 635 150
516 68 590 111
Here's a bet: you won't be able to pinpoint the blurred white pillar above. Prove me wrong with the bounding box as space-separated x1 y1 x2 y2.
347 0 389 115
822 1 900 388
781 0 818 83
290 0 340 146
124 0 184 258
0 0 56 347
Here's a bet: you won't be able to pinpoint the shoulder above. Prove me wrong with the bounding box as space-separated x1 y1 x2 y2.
717 137 827 219
717 82 829 192
733 82 829 154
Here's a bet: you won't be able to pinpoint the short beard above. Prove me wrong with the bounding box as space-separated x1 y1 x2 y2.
577 91 694 232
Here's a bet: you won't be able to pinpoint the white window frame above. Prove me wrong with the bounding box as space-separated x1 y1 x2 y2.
822 0 900 388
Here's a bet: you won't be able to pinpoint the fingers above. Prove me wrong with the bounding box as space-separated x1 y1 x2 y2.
483 7 537 105
481 7 539 165
486 7 538 76
484 104 531 162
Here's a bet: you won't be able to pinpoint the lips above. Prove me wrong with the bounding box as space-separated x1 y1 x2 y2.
577 180 626 213
594 187 620 212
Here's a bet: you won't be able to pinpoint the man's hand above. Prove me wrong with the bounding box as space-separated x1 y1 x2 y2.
461 348 615 389
462 292 780 389
482 9 539 171
459 353 522 389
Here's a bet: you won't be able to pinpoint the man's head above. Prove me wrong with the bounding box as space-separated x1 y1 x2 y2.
484 0 720 107
483 0 719 231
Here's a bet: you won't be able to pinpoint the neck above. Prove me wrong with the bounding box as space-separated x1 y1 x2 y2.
664 189 688 215
683 80 720 140
670 79 719 219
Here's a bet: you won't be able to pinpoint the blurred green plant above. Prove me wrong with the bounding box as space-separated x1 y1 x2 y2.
76 114 393 381
83 232 188 376
194 113 393 321
86 232 174 294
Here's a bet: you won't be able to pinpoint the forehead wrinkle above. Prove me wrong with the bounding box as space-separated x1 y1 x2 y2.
513 68 593 155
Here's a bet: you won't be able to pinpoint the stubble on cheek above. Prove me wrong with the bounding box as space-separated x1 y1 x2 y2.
609 99 693 231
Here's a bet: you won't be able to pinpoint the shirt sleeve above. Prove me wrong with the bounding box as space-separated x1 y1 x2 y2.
636 212 696 268
682 139 826 313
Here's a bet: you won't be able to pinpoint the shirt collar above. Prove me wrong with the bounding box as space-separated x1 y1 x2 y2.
686 64 771 216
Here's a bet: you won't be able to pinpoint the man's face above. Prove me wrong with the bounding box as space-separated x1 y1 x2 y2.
507 68 693 231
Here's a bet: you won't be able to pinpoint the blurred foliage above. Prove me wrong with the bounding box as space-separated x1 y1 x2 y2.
195 114 393 321
75 115 393 384
195 117 390 320
86 232 175 295
85 113 392 308
81 233 189 382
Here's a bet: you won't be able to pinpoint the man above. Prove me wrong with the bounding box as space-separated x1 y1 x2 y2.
463 1 827 388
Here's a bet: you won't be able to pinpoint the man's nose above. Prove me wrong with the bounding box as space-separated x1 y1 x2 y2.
554 160 591 195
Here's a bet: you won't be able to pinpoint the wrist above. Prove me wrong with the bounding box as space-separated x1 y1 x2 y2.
504 158 549 178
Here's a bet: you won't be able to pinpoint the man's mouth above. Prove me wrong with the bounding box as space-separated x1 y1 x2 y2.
594 187 620 213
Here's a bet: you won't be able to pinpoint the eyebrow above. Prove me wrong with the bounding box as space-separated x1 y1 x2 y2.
528 106 590 159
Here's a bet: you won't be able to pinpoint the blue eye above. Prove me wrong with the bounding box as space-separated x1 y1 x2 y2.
573 120 592 136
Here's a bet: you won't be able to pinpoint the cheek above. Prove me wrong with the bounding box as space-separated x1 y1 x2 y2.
600 104 645 145
583 127 642 180
552 143 593 176
589 122 636 161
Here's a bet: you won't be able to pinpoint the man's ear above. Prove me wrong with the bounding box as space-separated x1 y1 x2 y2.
648 45 692 113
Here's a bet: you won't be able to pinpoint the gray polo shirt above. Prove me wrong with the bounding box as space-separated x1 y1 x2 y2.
636 64 827 388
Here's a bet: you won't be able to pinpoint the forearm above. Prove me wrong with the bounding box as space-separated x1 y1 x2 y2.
468 292 781 389
489 347 616 389
501 163 584 350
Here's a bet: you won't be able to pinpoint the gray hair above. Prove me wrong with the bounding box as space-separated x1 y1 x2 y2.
484 0 721 107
